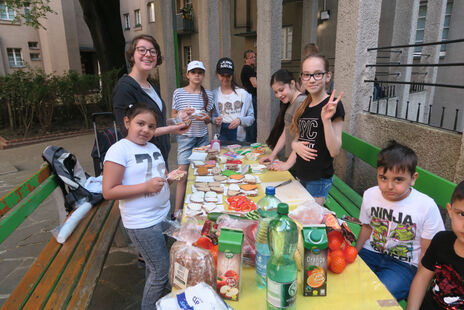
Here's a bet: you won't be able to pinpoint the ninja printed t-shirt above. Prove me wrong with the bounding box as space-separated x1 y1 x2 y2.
359 186 444 267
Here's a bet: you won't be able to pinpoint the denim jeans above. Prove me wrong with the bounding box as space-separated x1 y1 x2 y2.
299 177 333 198
359 248 417 300
176 135 209 165
126 221 171 309
219 123 237 141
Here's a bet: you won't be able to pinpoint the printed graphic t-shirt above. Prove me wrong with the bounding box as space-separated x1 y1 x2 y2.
420 231 464 310
359 186 444 267
294 97 345 181
217 89 243 123
104 139 170 229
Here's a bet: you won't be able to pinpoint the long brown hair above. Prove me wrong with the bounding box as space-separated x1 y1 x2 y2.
290 54 330 136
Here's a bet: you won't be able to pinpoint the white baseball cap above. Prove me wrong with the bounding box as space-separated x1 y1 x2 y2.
187 60 206 72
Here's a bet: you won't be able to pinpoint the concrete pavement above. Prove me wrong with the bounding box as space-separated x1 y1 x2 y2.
0 133 178 309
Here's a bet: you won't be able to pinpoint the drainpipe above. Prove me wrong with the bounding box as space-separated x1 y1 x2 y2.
172 0 180 87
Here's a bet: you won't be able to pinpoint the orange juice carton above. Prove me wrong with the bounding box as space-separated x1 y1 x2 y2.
217 228 244 301
302 225 328 296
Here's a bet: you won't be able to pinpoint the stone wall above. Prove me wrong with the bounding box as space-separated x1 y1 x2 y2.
335 112 463 195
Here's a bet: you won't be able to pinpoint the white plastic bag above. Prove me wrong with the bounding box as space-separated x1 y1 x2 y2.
289 200 331 225
156 282 233 310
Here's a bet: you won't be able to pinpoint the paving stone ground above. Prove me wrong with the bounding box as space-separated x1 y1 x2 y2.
0 133 178 309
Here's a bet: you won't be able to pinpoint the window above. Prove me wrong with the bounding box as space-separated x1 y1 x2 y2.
123 13 130 30
24 6 31 22
134 9 141 27
28 41 38 49
414 2 427 56
281 26 293 60
183 46 192 67
7 48 23 67
440 1 453 54
30 53 40 61
0 2 15 21
147 2 155 23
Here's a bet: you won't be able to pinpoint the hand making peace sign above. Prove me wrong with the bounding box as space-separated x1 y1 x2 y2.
321 89 344 121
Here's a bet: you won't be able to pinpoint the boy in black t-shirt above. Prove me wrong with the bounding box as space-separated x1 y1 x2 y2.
407 181 464 310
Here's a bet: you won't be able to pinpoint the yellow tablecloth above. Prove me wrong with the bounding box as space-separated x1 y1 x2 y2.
183 149 401 309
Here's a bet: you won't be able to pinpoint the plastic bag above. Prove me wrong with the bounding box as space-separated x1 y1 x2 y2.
51 198 92 244
216 214 258 266
165 219 216 290
289 200 331 225
156 282 233 310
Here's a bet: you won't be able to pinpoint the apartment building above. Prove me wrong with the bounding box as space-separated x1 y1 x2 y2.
0 0 97 76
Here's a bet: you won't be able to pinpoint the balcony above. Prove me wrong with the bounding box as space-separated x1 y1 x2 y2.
176 13 193 35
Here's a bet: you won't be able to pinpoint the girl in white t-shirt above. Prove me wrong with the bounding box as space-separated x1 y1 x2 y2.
172 60 214 215
212 57 254 142
102 102 186 309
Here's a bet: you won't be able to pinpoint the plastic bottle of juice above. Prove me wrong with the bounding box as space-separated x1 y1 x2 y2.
266 203 298 310
257 186 281 218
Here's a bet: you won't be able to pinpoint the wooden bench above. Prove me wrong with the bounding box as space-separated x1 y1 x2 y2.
324 132 457 309
0 164 120 309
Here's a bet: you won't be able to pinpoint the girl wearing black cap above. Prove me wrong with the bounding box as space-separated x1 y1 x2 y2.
212 57 255 142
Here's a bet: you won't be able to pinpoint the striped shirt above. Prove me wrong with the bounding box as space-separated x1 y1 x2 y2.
172 87 214 137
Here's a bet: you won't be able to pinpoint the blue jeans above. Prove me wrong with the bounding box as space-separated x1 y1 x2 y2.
219 123 237 142
177 135 209 165
126 221 171 309
246 94 257 143
299 177 333 198
359 248 417 300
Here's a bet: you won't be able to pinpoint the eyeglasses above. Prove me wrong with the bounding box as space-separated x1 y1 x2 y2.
300 72 326 81
136 46 157 57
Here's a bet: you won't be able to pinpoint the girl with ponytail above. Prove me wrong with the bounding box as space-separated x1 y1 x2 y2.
275 54 344 205
172 60 214 215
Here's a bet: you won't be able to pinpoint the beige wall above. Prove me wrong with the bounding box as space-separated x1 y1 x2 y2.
335 113 462 195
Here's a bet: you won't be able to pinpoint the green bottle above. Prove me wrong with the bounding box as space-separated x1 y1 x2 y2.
266 203 298 310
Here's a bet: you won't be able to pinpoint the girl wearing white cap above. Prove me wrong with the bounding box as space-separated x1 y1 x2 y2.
172 60 214 215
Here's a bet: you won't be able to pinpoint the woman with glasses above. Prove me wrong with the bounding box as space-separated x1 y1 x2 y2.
274 54 344 205
212 57 254 142
113 34 190 164
172 60 214 216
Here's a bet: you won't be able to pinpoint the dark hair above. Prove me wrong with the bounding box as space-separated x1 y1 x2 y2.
124 102 157 126
291 54 330 135
377 140 417 176
200 86 210 111
451 181 464 204
266 69 296 149
126 34 163 67
243 49 256 59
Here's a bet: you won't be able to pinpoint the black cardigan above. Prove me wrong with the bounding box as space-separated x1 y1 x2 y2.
112 74 170 162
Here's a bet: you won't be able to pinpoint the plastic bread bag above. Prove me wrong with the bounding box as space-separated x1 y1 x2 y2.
216 214 258 266
165 218 217 290
156 282 233 310
289 200 331 225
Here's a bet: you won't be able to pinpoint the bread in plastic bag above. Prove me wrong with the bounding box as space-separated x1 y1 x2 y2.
216 214 257 266
156 282 232 310
165 219 216 290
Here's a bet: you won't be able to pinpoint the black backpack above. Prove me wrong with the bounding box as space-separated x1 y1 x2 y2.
43 145 103 213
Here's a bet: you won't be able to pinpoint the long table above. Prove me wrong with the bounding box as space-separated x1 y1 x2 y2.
183 149 402 309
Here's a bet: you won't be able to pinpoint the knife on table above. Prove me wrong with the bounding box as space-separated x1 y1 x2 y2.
275 179 292 188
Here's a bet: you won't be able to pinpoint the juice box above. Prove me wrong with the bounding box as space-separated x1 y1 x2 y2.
217 228 244 301
302 225 328 296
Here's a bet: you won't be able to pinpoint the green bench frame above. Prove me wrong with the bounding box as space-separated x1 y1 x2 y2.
324 132 457 309
0 165 120 309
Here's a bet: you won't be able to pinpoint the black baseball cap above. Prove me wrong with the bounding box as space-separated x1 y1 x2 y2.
216 57 234 75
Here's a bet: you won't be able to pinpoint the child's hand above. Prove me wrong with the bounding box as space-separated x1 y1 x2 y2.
171 122 191 135
321 89 344 121
145 177 166 193
260 154 275 165
292 140 318 162
167 169 187 182
270 160 291 171
215 115 223 126
193 113 210 123
228 118 241 129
